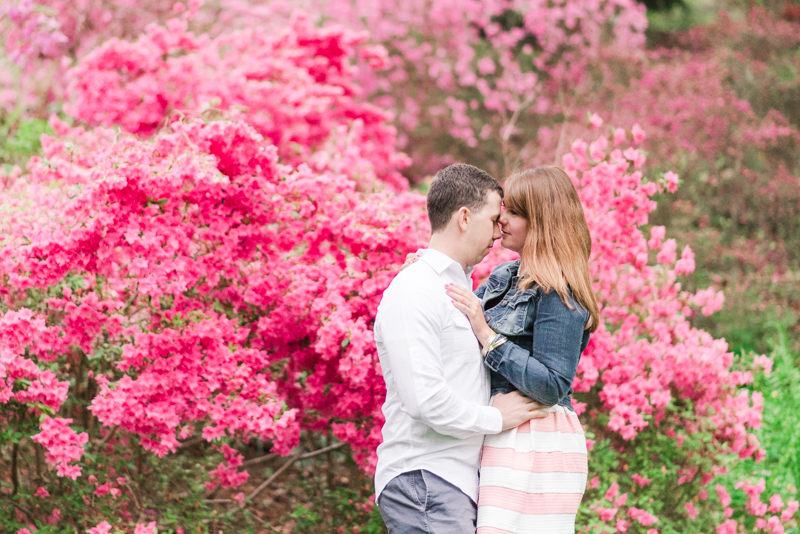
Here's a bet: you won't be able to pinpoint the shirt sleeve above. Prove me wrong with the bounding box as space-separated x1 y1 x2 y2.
379 285 503 438
483 289 590 406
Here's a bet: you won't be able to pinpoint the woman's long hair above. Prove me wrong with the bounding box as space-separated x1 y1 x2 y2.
503 166 599 332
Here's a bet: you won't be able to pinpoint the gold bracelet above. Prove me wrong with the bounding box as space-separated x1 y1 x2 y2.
482 334 507 358
483 331 498 349
481 332 500 358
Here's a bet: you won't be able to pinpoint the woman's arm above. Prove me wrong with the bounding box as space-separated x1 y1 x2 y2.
483 289 590 406
445 284 496 348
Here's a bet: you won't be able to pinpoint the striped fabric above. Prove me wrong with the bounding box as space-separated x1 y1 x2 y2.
477 405 588 534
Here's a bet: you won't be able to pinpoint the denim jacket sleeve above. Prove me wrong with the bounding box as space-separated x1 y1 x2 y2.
483 288 589 406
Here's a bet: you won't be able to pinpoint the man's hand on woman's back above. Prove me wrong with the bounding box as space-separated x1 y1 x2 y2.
492 391 548 431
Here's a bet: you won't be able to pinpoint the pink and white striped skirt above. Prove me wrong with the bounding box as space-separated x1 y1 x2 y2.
477 405 588 534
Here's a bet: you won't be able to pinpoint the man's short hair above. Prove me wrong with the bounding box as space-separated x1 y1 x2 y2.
427 163 503 233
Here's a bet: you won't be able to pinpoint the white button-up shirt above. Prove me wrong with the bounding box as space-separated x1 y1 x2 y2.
374 248 503 502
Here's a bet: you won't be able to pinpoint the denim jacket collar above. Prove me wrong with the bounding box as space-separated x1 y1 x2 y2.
494 259 521 278
485 259 522 291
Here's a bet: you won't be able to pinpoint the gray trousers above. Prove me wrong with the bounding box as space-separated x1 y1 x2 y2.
378 470 477 534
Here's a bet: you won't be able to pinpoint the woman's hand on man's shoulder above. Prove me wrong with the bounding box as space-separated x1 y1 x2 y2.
399 251 422 271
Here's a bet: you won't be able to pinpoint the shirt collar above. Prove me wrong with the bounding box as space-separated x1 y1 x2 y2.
418 248 475 278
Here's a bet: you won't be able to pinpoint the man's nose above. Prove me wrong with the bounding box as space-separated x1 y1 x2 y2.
492 223 502 240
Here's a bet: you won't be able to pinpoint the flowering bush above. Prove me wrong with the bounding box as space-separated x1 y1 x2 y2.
286 0 649 175
65 14 409 191
1 110 425 457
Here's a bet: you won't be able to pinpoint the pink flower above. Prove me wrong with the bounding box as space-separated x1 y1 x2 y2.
596 507 618 521
657 239 678 265
589 113 604 129
717 520 738 534
134 522 157 534
753 355 773 375
781 500 799 521
716 484 732 507
30 417 88 480
613 128 627 146
604 482 619 501
477 57 496 75
35 486 50 498
674 246 695 275
590 136 609 161
88 521 113 534
664 171 679 193
769 494 784 513
648 226 666 250
48 508 62 525
631 123 646 145
628 507 658 526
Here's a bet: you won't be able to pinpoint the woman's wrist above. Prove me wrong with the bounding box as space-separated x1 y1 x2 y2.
481 332 507 358
478 327 496 348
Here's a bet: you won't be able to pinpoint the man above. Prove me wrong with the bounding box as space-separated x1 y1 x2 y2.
374 164 545 533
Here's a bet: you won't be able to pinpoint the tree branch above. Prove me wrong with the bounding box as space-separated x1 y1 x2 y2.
11 443 19 495
2 496 35 522
244 442 344 505
93 425 118 447
178 435 206 449
242 453 276 467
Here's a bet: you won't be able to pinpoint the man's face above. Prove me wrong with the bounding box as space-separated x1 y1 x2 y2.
464 191 503 267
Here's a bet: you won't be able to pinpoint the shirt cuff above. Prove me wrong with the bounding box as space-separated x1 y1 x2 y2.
483 406 503 434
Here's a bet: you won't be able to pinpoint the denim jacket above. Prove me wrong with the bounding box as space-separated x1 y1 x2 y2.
474 260 591 410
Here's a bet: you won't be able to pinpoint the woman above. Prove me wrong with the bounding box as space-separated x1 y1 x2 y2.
412 165 598 533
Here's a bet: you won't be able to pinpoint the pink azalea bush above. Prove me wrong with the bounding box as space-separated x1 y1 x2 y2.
65 14 409 191
1 110 426 465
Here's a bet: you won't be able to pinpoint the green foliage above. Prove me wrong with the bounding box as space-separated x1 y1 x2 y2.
757 328 800 490
645 0 718 35
270 461 385 533
0 113 53 167
0 437 240 533
722 326 800 514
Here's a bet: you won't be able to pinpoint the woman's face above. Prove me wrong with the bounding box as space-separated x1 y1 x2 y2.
499 203 528 254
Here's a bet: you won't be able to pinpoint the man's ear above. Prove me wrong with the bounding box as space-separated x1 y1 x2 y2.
456 206 470 232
